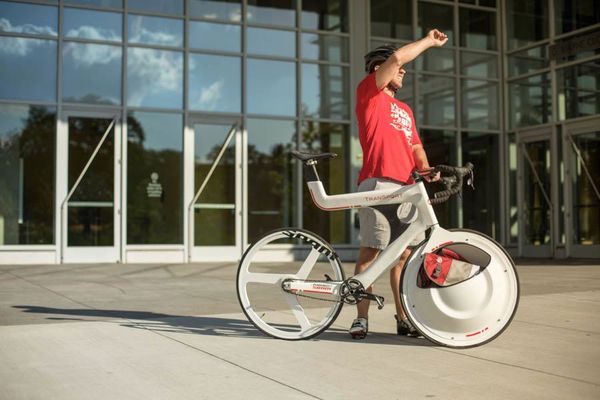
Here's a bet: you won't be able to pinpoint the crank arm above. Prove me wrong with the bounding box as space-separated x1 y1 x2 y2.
282 279 342 296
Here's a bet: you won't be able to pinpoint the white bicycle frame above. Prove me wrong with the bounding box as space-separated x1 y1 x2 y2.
286 179 452 294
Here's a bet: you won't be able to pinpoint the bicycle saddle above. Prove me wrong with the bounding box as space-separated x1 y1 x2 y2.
291 150 337 163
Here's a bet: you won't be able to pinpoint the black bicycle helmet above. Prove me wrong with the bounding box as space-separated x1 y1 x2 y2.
364 44 399 73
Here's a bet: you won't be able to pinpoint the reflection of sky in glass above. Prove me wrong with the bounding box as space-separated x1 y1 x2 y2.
247 0 295 26
64 8 122 42
418 75 455 126
127 48 183 109
0 37 56 101
302 63 349 120
189 0 242 22
247 118 295 155
0 104 29 139
189 21 240 52
301 33 348 62
128 14 183 47
189 54 241 112
65 0 122 8
128 111 182 151
62 42 121 104
247 27 295 57
128 0 183 15
247 59 295 116
0 2 57 36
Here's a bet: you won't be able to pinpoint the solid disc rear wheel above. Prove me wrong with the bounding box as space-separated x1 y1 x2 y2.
401 229 519 348
236 228 345 340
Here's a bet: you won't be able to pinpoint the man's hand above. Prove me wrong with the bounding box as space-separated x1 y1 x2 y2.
424 171 441 182
427 29 448 47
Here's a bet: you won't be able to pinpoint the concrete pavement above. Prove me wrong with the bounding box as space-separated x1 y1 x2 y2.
0 261 599 399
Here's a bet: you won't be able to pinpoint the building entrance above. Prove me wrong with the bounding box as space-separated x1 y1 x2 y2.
517 129 555 258
58 112 121 263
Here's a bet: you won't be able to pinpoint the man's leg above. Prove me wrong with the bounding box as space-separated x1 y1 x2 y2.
355 246 380 319
390 248 411 320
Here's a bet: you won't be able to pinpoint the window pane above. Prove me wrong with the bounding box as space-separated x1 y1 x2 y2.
508 45 548 76
555 0 600 34
418 3 454 46
415 47 454 73
127 112 182 244
553 29 600 65
65 0 122 8
0 37 56 102
188 54 241 112
459 8 496 51
461 80 498 130
247 59 295 116
301 33 348 63
189 0 242 22
420 129 458 228
0 1 57 36
189 21 240 52
302 63 349 120
0 104 55 245
63 43 121 104
128 0 183 15
509 73 551 128
462 132 500 239
64 8 121 42
461 51 498 78
370 0 412 40
247 27 295 57
506 0 548 49
127 48 183 108
418 75 455 127
302 0 348 32
301 122 349 244
247 118 296 241
557 60 600 120
193 123 236 246
128 15 183 47
247 0 296 27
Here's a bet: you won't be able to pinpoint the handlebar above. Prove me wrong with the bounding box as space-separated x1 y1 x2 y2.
416 163 474 205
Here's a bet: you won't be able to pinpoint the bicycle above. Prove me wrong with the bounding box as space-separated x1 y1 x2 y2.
236 151 519 348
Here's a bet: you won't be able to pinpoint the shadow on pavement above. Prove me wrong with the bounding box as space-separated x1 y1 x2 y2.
13 305 431 346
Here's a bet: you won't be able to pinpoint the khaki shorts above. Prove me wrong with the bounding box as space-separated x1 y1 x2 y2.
357 178 425 250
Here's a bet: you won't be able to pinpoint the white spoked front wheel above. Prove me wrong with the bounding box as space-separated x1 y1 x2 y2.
236 228 345 340
401 229 520 348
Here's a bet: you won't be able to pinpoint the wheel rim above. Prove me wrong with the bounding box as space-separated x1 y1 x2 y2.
237 229 344 340
402 231 519 347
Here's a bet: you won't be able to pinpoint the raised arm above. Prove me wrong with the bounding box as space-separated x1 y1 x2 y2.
375 29 448 90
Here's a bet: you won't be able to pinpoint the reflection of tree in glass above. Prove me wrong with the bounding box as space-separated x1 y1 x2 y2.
0 106 55 244
126 115 182 244
247 139 295 241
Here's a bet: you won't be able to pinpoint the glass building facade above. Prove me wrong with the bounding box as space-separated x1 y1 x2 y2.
0 0 598 263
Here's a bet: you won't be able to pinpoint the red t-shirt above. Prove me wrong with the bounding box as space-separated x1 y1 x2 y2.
356 73 421 185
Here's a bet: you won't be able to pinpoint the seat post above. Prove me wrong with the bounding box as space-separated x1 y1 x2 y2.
304 160 321 182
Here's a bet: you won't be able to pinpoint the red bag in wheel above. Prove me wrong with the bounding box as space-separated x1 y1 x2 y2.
423 249 480 287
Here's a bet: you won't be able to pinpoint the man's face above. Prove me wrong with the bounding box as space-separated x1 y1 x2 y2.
391 68 406 89
374 65 406 90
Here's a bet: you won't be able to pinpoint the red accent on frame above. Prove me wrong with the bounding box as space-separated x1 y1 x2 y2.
466 327 489 337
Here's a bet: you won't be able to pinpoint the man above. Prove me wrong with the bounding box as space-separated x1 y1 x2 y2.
349 30 448 340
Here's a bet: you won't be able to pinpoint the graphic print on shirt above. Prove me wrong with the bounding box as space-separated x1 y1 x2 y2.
389 103 414 145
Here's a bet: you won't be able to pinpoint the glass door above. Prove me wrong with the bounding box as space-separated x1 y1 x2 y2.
187 119 241 261
564 119 600 258
58 112 121 263
518 131 554 257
